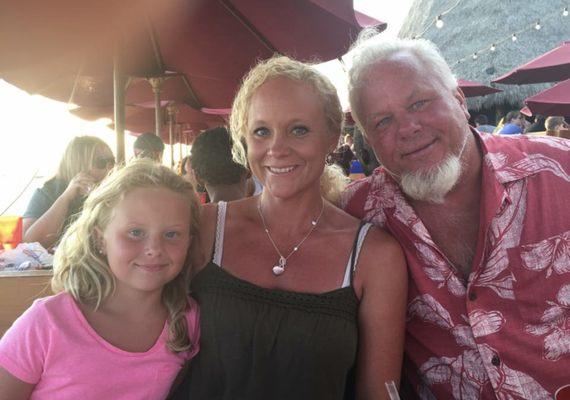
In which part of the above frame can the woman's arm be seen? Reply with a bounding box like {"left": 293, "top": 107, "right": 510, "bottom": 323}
{"left": 22, "top": 173, "right": 96, "bottom": 249}
{"left": 0, "top": 367, "right": 34, "bottom": 400}
{"left": 354, "top": 227, "right": 408, "bottom": 400}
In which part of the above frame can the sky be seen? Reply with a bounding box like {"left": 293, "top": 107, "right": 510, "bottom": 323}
{"left": 0, "top": 1, "right": 412, "bottom": 215}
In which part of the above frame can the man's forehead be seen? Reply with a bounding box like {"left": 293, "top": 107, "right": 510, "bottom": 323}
{"left": 368, "top": 52, "right": 424, "bottom": 78}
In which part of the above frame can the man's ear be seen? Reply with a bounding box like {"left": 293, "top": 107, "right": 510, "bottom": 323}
{"left": 454, "top": 87, "right": 470, "bottom": 120}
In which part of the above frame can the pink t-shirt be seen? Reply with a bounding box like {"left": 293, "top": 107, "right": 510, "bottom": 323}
{"left": 0, "top": 292, "right": 200, "bottom": 400}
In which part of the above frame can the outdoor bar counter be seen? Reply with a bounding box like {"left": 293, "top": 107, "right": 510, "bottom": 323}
{"left": 0, "top": 270, "right": 52, "bottom": 337}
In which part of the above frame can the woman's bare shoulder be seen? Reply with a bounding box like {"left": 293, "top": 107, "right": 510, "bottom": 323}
{"left": 354, "top": 225, "right": 407, "bottom": 289}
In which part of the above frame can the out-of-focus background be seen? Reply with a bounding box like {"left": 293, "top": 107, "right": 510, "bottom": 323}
{"left": 0, "top": 0, "right": 411, "bottom": 216}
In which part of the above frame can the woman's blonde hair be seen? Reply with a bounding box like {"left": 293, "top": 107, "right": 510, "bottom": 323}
{"left": 229, "top": 55, "right": 348, "bottom": 203}
{"left": 56, "top": 136, "right": 111, "bottom": 183}
{"left": 52, "top": 159, "right": 200, "bottom": 353}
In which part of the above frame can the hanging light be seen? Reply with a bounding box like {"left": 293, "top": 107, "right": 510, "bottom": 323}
{"left": 563, "top": 7, "right": 569, "bottom": 17}
{"left": 512, "top": 33, "right": 518, "bottom": 42}
{"left": 535, "top": 20, "right": 541, "bottom": 30}
{"left": 435, "top": 15, "right": 444, "bottom": 29}
{"left": 490, "top": 43, "right": 497, "bottom": 52}
{"left": 472, "top": 53, "right": 478, "bottom": 60}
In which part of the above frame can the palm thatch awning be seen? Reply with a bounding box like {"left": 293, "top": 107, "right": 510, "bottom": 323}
{"left": 398, "top": 0, "right": 570, "bottom": 111}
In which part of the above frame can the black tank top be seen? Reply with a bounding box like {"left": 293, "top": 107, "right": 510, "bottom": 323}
{"left": 170, "top": 202, "right": 371, "bottom": 400}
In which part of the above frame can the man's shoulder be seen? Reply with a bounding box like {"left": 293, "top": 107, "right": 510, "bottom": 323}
{"left": 484, "top": 133, "right": 569, "bottom": 154}
{"left": 341, "top": 172, "right": 385, "bottom": 218}
{"left": 481, "top": 133, "right": 570, "bottom": 182}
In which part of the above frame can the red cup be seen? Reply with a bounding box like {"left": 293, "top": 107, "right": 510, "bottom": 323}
{"left": 556, "top": 384, "right": 570, "bottom": 400}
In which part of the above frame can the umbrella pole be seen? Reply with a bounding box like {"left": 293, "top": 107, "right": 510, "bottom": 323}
{"left": 149, "top": 78, "right": 165, "bottom": 137}
{"left": 113, "top": 49, "right": 126, "bottom": 164}
{"left": 167, "top": 103, "right": 178, "bottom": 169}
{"left": 178, "top": 125, "right": 183, "bottom": 162}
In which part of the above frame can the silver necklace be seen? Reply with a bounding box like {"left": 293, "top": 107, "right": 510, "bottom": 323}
{"left": 257, "top": 200, "right": 325, "bottom": 276}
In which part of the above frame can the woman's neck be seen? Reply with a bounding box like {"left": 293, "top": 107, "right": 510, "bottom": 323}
{"left": 258, "top": 191, "right": 325, "bottom": 234}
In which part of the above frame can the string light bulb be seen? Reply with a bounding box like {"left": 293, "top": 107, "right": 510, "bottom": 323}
{"left": 490, "top": 44, "right": 496, "bottom": 52}
{"left": 535, "top": 21, "right": 541, "bottom": 30}
{"left": 435, "top": 15, "right": 444, "bottom": 29}
{"left": 512, "top": 33, "right": 518, "bottom": 42}
{"left": 563, "top": 7, "right": 569, "bottom": 17}
{"left": 472, "top": 53, "right": 478, "bottom": 60}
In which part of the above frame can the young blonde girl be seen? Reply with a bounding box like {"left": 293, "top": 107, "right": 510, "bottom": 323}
{"left": 0, "top": 159, "right": 201, "bottom": 400}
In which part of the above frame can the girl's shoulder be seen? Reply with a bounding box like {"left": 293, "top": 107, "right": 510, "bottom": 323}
{"left": 26, "top": 292, "right": 74, "bottom": 316}
{"left": 3, "top": 292, "right": 77, "bottom": 340}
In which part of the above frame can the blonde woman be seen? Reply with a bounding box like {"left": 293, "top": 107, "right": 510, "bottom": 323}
{"left": 22, "top": 136, "right": 115, "bottom": 249}
{"left": 0, "top": 160, "right": 201, "bottom": 399}
{"left": 172, "top": 56, "right": 407, "bottom": 400}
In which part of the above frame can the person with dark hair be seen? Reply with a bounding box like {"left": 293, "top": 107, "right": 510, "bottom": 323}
{"left": 525, "top": 115, "right": 546, "bottom": 133}
{"left": 498, "top": 111, "right": 524, "bottom": 135}
{"left": 133, "top": 132, "right": 165, "bottom": 162}
{"left": 473, "top": 114, "right": 495, "bottom": 133}
{"left": 190, "top": 127, "right": 251, "bottom": 203}
{"left": 22, "top": 136, "right": 114, "bottom": 249}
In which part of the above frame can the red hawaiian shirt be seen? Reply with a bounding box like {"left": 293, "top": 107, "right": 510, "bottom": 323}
{"left": 342, "top": 131, "right": 570, "bottom": 399}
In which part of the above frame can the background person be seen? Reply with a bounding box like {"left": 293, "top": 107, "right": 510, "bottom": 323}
{"left": 133, "top": 132, "right": 165, "bottom": 162}
{"left": 190, "top": 126, "right": 252, "bottom": 203}
{"left": 545, "top": 116, "right": 569, "bottom": 137}
{"left": 22, "top": 136, "right": 114, "bottom": 250}
{"left": 473, "top": 114, "right": 495, "bottom": 133}
{"left": 172, "top": 56, "right": 407, "bottom": 400}
{"left": 329, "top": 133, "right": 356, "bottom": 176}
{"left": 498, "top": 111, "right": 524, "bottom": 134}
{"left": 343, "top": 33, "right": 570, "bottom": 399}
{"left": 0, "top": 160, "right": 201, "bottom": 399}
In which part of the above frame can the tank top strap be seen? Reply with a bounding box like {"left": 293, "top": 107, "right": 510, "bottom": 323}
{"left": 212, "top": 201, "right": 228, "bottom": 266}
{"left": 341, "top": 222, "right": 373, "bottom": 288}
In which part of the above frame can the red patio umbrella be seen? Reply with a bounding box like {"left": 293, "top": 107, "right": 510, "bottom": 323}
{"left": 0, "top": 0, "right": 384, "bottom": 109}
{"left": 493, "top": 41, "right": 570, "bottom": 85}
{"left": 520, "top": 106, "right": 533, "bottom": 117}
{"left": 1, "top": 0, "right": 384, "bottom": 161}
{"left": 525, "top": 79, "right": 570, "bottom": 117}
{"left": 72, "top": 103, "right": 227, "bottom": 142}
{"left": 457, "top": 79, "right": 502, "bottom": 97}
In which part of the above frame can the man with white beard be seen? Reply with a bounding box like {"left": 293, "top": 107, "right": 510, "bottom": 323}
{"left": 341, "top": 33, "right": 570, "bottom": 400}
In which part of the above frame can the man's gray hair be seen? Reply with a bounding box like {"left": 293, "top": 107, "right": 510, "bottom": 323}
{"left": 348, "top": 29, "right": 457, "bottom": 126}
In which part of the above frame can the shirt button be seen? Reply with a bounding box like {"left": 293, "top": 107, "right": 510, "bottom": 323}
{"left": 468, "top": 292, "right": 477, "bottom": 301}
{"left": 491, "top": 355, "right": 501, "bottom": 366}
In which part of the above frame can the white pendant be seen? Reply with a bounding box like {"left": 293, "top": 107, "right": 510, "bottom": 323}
{"left": 272, "top": 256, "right": 286, "bottom": 276}
{"left": 272, "top": 265, "right": 285, "bottom": 275}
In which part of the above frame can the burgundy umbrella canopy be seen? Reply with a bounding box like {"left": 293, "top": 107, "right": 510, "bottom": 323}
{"left": 457, "top": 79, "right": 502, "bottom": 97}
{"left": 493, "top": 41, "right": 570, "bottom": 85}
{"left": 72, "top": 103, "right": 227, "bottom": 143}
{"left": 520, "top": 106, "right": 533, "bottom": 117}
{"left": 0, "top": 0, "right": 384, "bottom": 109}
{"left": 525, "top": 79, "right": 570, "bottom": 117}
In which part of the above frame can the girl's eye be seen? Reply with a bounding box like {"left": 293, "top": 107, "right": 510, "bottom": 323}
{"left": 291, "top": 126, "right": 308, "bottom": 137}
{"left": 410, "top": 100, "right": 428, "bottom": 112}
{"left": 164, "top": 231, "right": 180, "bottom": 239}
{"left": 128, "top": 228, "right": 145, "bottom": 238}
{"left": 252, "top": 127, "right": 270, "bottom": 137}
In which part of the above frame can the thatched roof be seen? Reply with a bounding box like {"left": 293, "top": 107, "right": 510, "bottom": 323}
{"left": 399, "top": 0, "right": 570, "bottom": 111}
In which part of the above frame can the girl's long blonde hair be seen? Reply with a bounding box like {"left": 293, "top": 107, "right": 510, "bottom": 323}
{"left": 52, "top": 159, "right": 200, "bottom": 353}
